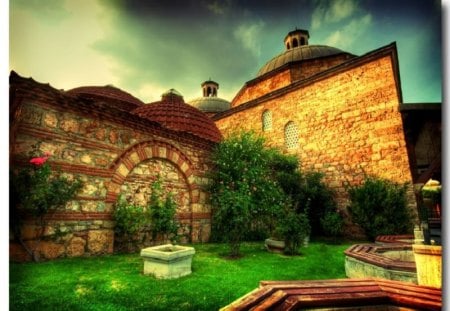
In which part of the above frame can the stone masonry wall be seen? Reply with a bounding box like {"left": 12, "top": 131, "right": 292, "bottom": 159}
{"left": 231, "top": 70, "right": 291, "bottom": 108}
{"left": 11, "top": 92, "right": 213, "bottom": 261}
{"left": 232, "top": 55, "right": 352, "bottom": 108}
{"left": 216, "top": 53, "right": 416, "bottom": 236}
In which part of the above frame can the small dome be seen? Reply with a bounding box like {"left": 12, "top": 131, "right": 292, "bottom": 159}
{"left": 188, "top": 80, "right": 231, "bottom": 114}
{"left": 66, "top": 85, "right": 144, "bottom": 110}
{"left": 257, "top": 45, "right": 351, "bottom": 77}
{"left": 132, "top": 90, "right": 222, "bottom": 143}
{"left": 188, "top": 97, "right": 230, "bottom": 113}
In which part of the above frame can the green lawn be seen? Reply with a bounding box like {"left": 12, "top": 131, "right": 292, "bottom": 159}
{"left": 10, "top": 240, "right": 355, "bottom": 311}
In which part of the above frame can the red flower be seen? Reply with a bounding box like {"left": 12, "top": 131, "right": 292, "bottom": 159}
{"left": 29, "top": 155, "right": 50, "bottom": 166}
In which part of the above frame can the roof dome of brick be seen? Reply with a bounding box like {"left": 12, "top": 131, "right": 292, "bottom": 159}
{"left": 257, "top": 45, "right": 351, "bottom": 77}
{"left": 66, "top": 85, "right": 145, "bottom": 110}
{"left": 132, "top": 89, "right": 222, "bottom": 143}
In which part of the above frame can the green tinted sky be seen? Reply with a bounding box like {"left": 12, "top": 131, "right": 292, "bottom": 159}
{"left": 9, "top": 0, "right": 442, "bottom": 103}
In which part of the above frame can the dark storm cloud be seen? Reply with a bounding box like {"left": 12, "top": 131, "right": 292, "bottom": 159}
{"left": 92, "top": 0, "right": 312, "bottom": 100}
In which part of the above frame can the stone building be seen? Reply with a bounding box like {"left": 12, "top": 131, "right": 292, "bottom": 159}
{"left": 213, "top": 29, "right": 441, "bottom": 233}
{"left": 10, "top": 72, "right": 221, "bottom": 261}
{"left": 9, "top": 29, "right": 441, "bottom": 260}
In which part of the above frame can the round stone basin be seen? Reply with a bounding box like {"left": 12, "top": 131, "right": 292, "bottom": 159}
{"left": 140, "top": 244, "right": 195, "bottom": 279}
{"left": 345, "top": 243, "right": 417, "bottom": 284}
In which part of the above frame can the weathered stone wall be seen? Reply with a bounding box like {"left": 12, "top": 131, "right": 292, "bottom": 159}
{"left": 10, "top": 82, "right": 214, "bottom": 261}
{"left": 216, "top": 52, "right": 416, "bottom": 236}
{"left": 231, "top": 55, "right": 352, "bottom": 108}
{"left": 231, "top": 70, "right": 291, "bottom": 108}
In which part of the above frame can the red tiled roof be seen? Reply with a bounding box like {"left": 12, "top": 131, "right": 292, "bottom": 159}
{"left": 132, "top": 90, "right": 222, "bottom": 143}
{"left": 66, "top": 85, "right": 145, "bottom": 110}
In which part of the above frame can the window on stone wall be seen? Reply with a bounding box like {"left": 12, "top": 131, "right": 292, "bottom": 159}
{"left": 284, "top": 121, "right": 298, "bottom": 149}
{"left": 262, "top": 110, "right": 272, "bottom": 131}
{"left": 293, "top": 38, "right": 298, "bottom": 48}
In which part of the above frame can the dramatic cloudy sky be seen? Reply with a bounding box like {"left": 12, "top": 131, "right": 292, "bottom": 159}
{"left": 9, "top": 0, "right": 442, "bottom": 103}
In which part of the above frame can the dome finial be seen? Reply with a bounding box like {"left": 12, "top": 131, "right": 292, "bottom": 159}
{"left": 284, "top": 29, "right": 310, "bottom": 50}
{"left": 201, "top": 80, "right": 219, "bottom": 97}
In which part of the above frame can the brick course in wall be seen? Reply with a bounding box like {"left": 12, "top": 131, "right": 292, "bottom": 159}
{"left": 215, "top": 43, "right": 417, "bottom": 236}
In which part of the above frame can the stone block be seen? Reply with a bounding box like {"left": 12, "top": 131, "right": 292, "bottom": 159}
{"left": 67, "top": 236, "right": 86, "bottom": 257}
{"left": 141, "top": 244, "right": 195, "bottom": 279}
{"left": 87, "top": 229, "right": 114, "bottom": 255}
{"left": 37, "top": 241, "right": 65, "bottom": 260}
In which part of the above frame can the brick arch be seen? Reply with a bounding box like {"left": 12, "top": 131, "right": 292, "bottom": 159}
{"left": 105, "top": 140, "right": 197, "bottom": 204}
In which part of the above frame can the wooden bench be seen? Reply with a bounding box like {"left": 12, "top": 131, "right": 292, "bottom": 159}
{"left": 220, "top": 278, "right": 441, "bottom": 310}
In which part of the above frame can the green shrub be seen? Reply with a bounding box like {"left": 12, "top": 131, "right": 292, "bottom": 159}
{"left": 148, "top": 179, "right": 179, "bottom": 243}
{"left": 113, "top": 178, "right": 179, "bottom": 252}
{"left": 302, "top": 172, "right": 337, "bottom": 236}
{"left": 10, "top": 151, "right": 83, "bottom": 261}
{"left": 268, "top": 153, "right": 336, "bottom": 237}
{"left": 208, "top": 131, "right": 286, "bottom": 257}
{"left": 320, "top": 210, "right": 344, "bottom": 242}
{"left": 113, "top": 194, "right": 148, "bottom": 237}
{"left": 347, "top": 176, "right": 412, "bottom": 241}
{"left": 277, "top": 208, "right": 310, "bottom": 255}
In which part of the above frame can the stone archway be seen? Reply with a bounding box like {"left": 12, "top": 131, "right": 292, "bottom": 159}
{"left": 106, "top": 140, "right": 196, "bottom": 204}
{"left": 105, "top": 140, "right": 199, "bottom": 243}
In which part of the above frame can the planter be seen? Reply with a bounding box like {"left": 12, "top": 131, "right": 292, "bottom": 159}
{"left": 264, "top": 238, "right": 285, "bottom": 253}
{"left": 140, "top": 244, "right": 195, "bottom": 279}
{"left": 412, "top": 244, "right": 442, "bottom": 288}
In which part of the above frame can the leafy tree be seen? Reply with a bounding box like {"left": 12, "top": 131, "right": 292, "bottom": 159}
{"left": 347, "top": 176, "right": 412, "bottom": 241}
{"left": 208, "top": 131, "right": 286, "bottom": 257}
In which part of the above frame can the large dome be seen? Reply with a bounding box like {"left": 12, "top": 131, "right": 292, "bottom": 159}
{"left": 66, "top": 85, "right": 144, "bottom": 110}
{"left": 257, "top": 45, "right": 351, "bottom": 77}
{"left": 132, "top": 89, "right": 222, "bottom": 143}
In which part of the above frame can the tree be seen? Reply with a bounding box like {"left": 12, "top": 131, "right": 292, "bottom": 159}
{"left": 208, "top": 131, "right": 286, "bottom": 257}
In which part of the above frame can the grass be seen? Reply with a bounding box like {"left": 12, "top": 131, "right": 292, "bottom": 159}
{"left": 10, "top": 240, "right": 356, "bottom": 311}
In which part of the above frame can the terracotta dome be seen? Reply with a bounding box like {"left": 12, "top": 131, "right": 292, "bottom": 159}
{"left": 66, "top": 85, "right": 145, "bottom": 110}
{"left": 132, "top": 89, "right": 222, "bottom": 143}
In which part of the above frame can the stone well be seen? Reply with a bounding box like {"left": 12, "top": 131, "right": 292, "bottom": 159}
{"left": 344, "top": 243, "right": 417, "bottom": 284}
{"left": 140, "top": 244, "right": 195, "bottom": 279}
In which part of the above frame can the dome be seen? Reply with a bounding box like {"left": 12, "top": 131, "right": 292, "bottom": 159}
{"left": 257, "top": 45, "right": 351, "bottom": 77}
{"left": 187, "top": 80, "right": 231, "bottom": 114}
{"left": 132, "top": 89, "right": 222, "bottom": 143}
{"left": 188, "top": 97, "right": 230, "bottom": 113}
{"left": 66, "top": 85, "right": 145, "bottom": 110}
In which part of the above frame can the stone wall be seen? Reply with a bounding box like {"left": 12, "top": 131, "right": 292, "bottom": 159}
{"left": 231, "top": 54, "right": 352, "bottom": 108}
{"left": 10, "top": 77, "right": 214, "bottom": 261}
{"left": 215, "top": 49, "right": 417, "bottom": 236}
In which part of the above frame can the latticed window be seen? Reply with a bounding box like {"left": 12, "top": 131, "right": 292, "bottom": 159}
{"left": 262, "top": 110, "right": 272, "bottom": 131}
{"left": 284, "top": 121, "right": 298, "bottom": 149}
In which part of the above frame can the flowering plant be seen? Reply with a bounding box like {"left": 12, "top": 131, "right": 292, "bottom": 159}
{"left": 10, "top": 150, "right": 83, "bottom": 260}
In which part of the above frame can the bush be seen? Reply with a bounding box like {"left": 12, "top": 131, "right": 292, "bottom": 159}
{"left": 268, "top": 153, "right": 336, "bottom": 237}
{"left": 148, "top": 179, "right": 179, "bottom": 243}
{"left": 113, "top": 195, "right": 148, "bottom": 237}
{"left": 302, "top": 172, "right": 337, "bottom": 237}
{"left": 320, "top": 210, "right": 344, "bottom": 242}
{"left": 10, "top": 151, "right": 83, "bottom": 261}
{"left": 113, "top": 178, "right": 179, "bottom": 252}
{"left": 347, "top": 176, "right": 412, "bottom": 241}
{"left": 208, "top": 131, "right": 286, "bottom": 257}
{"left": 277, "top": 208, "right": 310, "bottom": 255}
